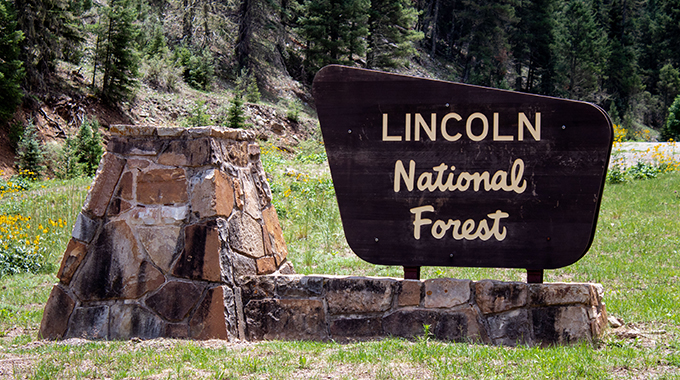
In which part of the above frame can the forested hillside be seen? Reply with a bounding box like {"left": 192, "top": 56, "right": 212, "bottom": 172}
{"left": 2, "top": 0, "right": 680, "bottom": 168}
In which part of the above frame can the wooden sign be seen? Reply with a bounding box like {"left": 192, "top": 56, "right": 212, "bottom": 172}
{"left": 313, "top": 65, "right": 613, "bottom": 270}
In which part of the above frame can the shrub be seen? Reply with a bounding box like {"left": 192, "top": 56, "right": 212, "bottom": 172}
{"left": 176, "top": 47, "right": 214, "bottom": 90}
{"left": 181, "top": 100, "right": 212, "bottom": 128}
{"left": 236, "top": 69, "right": 261, "bottom": 103}
{"left": 144, "top": 54, "right": 181, "bottom": 92}
{"left": 287, "top": 99, "right": 302, "bottom": 123}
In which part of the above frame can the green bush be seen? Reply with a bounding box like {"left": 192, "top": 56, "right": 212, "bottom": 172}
{"left": 181, "top": 100, "right": 212, "bottom": 128}
{"left": 287, "top": 99, "right": 303, "bottom": 122}
{"left": 176, "top": 47, "right": 214, "bottom": 90}
{"left": 235, "top": 69, "right": 260, "bottom": 103}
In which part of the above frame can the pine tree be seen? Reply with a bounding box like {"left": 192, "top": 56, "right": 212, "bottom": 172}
{"left": 12, "top": 0, "right": 83, "bottom": 92}
{"left": 658, "top": 63, "right": 680, "bottom": 122}
{"left": 511, "top": 0, "right": 556, "bottom": 95}
{"left": 662, "top": 93, "right": 680, "bottom": 141}
{"left": 15, "top": 122, "right": 45, "bottom": 179}
{"left": 76, "top": 118, "right": 104, "bottom": 177}
{"left": 604, "top": 0, "right": 641, "bottom": 114}
{"left": 0, "top": 0, "right": 24, "bottom": 122}
{"left": 554, "top": 0, "right": 609, "bottom": 101}
{"left": 366, "top": 0, "right": 423, "bottom": 69}
{"left": 297, "top": 0, "right": 370, "bottom": 79}
{"left": 95, "top": 0, "right": 140, "bottom": 103}
{"left": 226, "top": 95, "right": 249, "bottom": 129}
{"left": 458, "top": 0, "right": 516, "bottom": 87}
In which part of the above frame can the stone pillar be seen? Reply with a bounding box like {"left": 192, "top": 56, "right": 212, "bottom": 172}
{"left": 40, "top": 126, "right": 293, "bottom": 340}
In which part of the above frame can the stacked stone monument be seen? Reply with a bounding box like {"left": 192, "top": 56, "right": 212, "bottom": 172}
{"left": 40, "top": 126, "right": 292, "bottom": 340}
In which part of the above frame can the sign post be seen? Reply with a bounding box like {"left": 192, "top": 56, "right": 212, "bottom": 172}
{"left": 313, "top": 65, "right": 613, "bottom": 281}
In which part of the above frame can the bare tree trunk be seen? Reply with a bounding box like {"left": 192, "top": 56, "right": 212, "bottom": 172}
{"left": 183, "top": 0, "right": 194, "bottom": 44}
{"left": 235, "top": 0, "right": 253, "bottom": 70}
{"left": 430, "top": 0, "right": 440, "bottom": 58}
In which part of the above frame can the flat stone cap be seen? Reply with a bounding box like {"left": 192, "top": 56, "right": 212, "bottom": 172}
{"left": 110, "top": 125, "right": 257, "bottom": 141}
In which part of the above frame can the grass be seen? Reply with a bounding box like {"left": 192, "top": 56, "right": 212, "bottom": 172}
{"left": 0, "top": 142, "right": 679, "bottom": 378}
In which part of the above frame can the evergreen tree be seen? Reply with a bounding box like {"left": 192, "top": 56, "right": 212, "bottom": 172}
{"left": 76, "top": 118, "right": 104, "bottom": 177}
{"left": 554, "top": 0, "right": 609, "bottom": 101}
{"left": 0, "top": 0, "right": 24, "bottom": 122}
{"left": 12, "top": 0, "right": 83, "bottom": 92}
{"left": 662, "top": 93, "right": 680, "bottom": 141}
{"left": 458, "top": 0, "right": 516, "bottom": 87}
{"left": 297, "top": 0, "right": 369, "bottom": 79}
{"left": 226, "top": 95, "right": 249, "bottom": 129}
{"left": 511, "top": 0, "right": 556, "bottom": 95}
{"left": 658, "top": 63, "right": 680, "bottom": 122}
{"left": 604, "top": 0, "right": 641, "bottom": 114}
{"left": 15, "top": 122, "right": 45, "bottom": 179}
{"left": 366, "top": 0, "right": 423, "bottom": 69}
{"left": 95, "top": 0, "right": 140, "bottom": 103}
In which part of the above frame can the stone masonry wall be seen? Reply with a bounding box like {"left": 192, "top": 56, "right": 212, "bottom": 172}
{"left": 39, "top": 125, "right": 607, "bottom": 346}
{"left": 241, "top": 275, "right": 607, "bottom": 346}
{"left": 40, "top": 126, "right": 293, "bottom": 341}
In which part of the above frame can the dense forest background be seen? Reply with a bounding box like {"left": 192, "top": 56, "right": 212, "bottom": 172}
{"left": 2, "top": 0, "right": 680, "bottom": 143}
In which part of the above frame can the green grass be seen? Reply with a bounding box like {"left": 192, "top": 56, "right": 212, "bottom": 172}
{"left": 0, "top": 145, "right": 679, "bottom": 379}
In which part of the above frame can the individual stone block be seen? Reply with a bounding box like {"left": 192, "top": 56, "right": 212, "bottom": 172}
{"left": 532, "top": 306, "right": 592, "bottom": 346}
{"left": 486, "top": 309, "right": 533, "bottom": 346}
{"left": 398, "top": 280, "right": 422, "bottom": 307}
{"left": 382, "top": 307, "right": 487, "bottom": 342}
{"left": 82, "top": 153, "right": 126, "bottom": 217}
{"left": 330, "top": 317, "right": 383, "bottom": 338}
{"left": 71, "top": 220, "right": 165, "bottom": 301}
{"left": 244, "top": 298, "right": 328, "bottom": 341}
{"left": 39, "top": 285, "right": 76, "bottom": 340}
{"left": 71, "top": 212, "right": 100, "bottom": 243}
{"left": 241, "top": 170, "right": 263, "bottom": 220}
{"left": 137, "top": 168, "right": 188, "bottom": 205}
{"left": 325, "top": 277, "right": 394, "bottom": 315}
{"left": 422, "top": 278, "right": 470, "bottom": 308}
{"left": 276, "top": 275, "right": 324, "bottom": 298}
{"left": 231, "top": 252, "right": 258, "bottom": 281}
{"left": 262, "top": 206, "right": 288, "bottom": 265}
{"left": 136, "top": 226, "right": 181, "bottom": 273}
{"left": 529, "top": 283, "right": 593, "bottom": 307}
{"left": 158, "top": 138, "right": 211, "bottom": 167}
{"left": 109, "top": 303, "right": 164, "bottom": 340}
{"left": 156, "top": 126, "right": 185, "bottom": 137}
{"left": 475, "top": 280, "right": 528, "bottom": 314}
{"left": 191, "top": 169, "right": 234, "bottom": 219}
{"left": 107, "top": 197, "right": 134, "bottom": 216}
{"left": 117, "top": 171, "right": 134, "bottom": 200}
{"left": 57, "top": 239, "right": 89, "bottom": 284}
{"left": 228, "top": 211, "right": 264, "bottom": 258}
{"left": 173, "top": 221, "right": 222, "bottom": 282}
{"left": 189, "top": 286, "right": 230, "bottom": 340}
{"left": 256, "top": 256, "right": 277, "bottom": 275}
{"left": 65, "top": 305, "right": 109, "bottom": 340}
{"left": 240, "top": 275, "right": 276, "bottom": 300}
{"left": 146, "top": 281, "right": 203, "bottom": 322}
{"left": 250, "top": 162, "right": 272, "bottom": 208}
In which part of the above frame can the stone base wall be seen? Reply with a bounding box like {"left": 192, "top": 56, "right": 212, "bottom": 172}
{"left": 39, "top": 125, "right": 607, "bottom": 346}
{"left": 241, "top": 275, "right": 607, "bottom": 346}
{"left": 40, "top": 126, "right": 293, "bottom": 341}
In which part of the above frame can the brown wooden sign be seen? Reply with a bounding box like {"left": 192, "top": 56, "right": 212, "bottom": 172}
{"left": 313, "top": 65, "right": 613, "bottom": 270}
